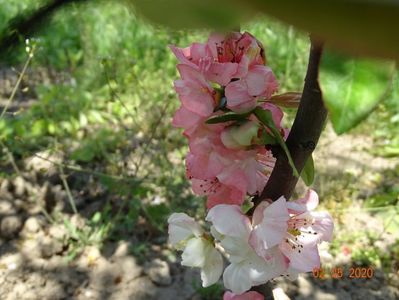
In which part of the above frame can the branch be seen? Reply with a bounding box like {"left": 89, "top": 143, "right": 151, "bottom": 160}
{"left": 255, "top": 37, "right": 327, "bottom": 206}
{"left": 249, "top": 37, "right": 327, "bottom": 298}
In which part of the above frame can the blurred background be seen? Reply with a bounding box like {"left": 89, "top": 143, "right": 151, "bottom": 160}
{"left": 0, "top": 1, "right": 398, "bottom": 299}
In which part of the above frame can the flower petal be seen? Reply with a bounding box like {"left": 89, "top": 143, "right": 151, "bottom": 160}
{"left": 280, "top": 241, "right": 320, "bottom": 272}
{"left": 250, "top": 197, "right": 289, "bottom": 251}
{"left": 287, "top": 189, "right": 319, "bottom": 213}
{"left": 223, "top": 262, "right": 254, "bottom": 294}
{"left": 206, "top": 205, "right": 251, "bottom": 239}
{"left": 201, "top": 245, "right": 224, "bottom": 287}
{"left": 223, "top": 291, "right": 264, "bottom": 300}
{"left": 206, "top": 62, "right": 238, "bottom": 86}
{"left": 168, "top": 213, "right": 203, "bottom": 248}
{"left": 181, "top": 238, "right": 207, "bottom": 267}
{"left": 311, "top": 211, "right": 334, "bottom": 242}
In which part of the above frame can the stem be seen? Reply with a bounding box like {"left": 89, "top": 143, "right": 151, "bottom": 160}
{"left": 249, "top": 37, "right": 327, "bottom": 298}
{"left": 255, "top": 37, "right": 327, "bottom": 206}
{"left": 0, "top": 48, "right": 34, "bottom": 119}
{"left": 59, "top": 166, "right": 78, "bottom": 215}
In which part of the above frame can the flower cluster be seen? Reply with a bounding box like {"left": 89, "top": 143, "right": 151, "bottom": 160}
{"left": 169, "top": 31, "right": 334, "bottom": 299}
{"left": 171, "top": 32, "right": 283, "bottom": 208}
{"left": 168, "top": 190, "right": 333, "bottom": 296}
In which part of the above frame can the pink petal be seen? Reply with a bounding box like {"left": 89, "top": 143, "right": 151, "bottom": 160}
{"left": 311, "top": 211, "right": 334, "bottom": 242}
{"left": 172, "top": 106, "right": 203, "bottom": 131}
{"left": 260, "top": 103, "right": 284, "bottom": 129}
{"left": 206, "top": 185, "right": 246, "bottom": 209}
{"left": 223, "top": 291, "right": 264, "bottom": 300}
{"left": 225, "top": 80, "right": 251, "bottom": 107}
{"left": 177, "top": 64, "right": 209, "bottom": 87}
{"left": 169, "top": 45, "right": 198, "bottom": 69}
{"left": 169, "top": 43, "right": 208, "bottom": 67}
{"left": 174, "top": 81, "right": 214, "bottom": 117}
{"left": 279, "top": 241, "right": 320, "bottom": 272}
{"left": 205, "top": 62, "right": 238, "bottom": 86}
{"left": 246, "top": 66, "right": 278, "bottom": 97}
{"left": 287, "top": 190, "right": 319, "bottom": 214}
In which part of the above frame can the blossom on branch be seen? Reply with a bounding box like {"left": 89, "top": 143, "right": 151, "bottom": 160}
{"left": 169, "top": 31, "right": 334, "bottom": 298}
{"left": 171, "top": 32, "right": 283, "bottom": 209}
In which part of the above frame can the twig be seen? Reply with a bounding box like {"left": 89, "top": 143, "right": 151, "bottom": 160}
{"left": 59, "top": 165, "right": 78, "bottom": 214}
{"left": 33, "top": 153, "right": 139, "bottom": 183}
{"left": 134, "top": 100, "right": 170, "bottom": 176}
{"left": 103, "top": 63, "right": 142, "bottom": 131}
{"left": 0, "top": 141, "right": 21, "bottom": 175}
{"left": 0, "top": 47, "right": 34, "bottom": 119}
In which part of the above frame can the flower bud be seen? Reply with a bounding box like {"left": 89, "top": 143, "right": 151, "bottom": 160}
{"left": 221, "top": 121, "right": 260, "bottom": 149}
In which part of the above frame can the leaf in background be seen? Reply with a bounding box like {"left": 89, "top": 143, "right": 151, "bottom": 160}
{"left": 128, "top": 0, "right": 399, "bottom": 60}
{"left": 301, "top": 155, "right": 315, "bottom": 186}
{"left": 254, "top": 107, "right": 299, "bottom": 177}
{"left": 127, "top": 0, "right": 249, "bottom": 30}
{"left": 242, "top": 0, "right": 399, "bottom": 61}
{"left": 320, "top": 51, "right": 395, "bottom": 134}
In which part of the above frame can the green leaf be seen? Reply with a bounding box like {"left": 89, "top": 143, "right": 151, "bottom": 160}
{"left": 301, "top": 155, "right": 315, "bottom": 186}
{"left": 205, "top": 111, "right": 251, "bottom": 124}
{"left": 243, "top": 0, "right": 399, "bottom": 61}
{"left": 320, "top": 51, "right": 395, "bottom": 134}
{"left": 127, "top": 0, "right": 248, "bottom": 30}
{"left": 129, "top": 0, "right": 399, "bottom": 60}
{"left": 256, "top": 128, "right": 277, "bottom": 145}
{"left": 254, "top": 107, "right": 299, "bottom": 177}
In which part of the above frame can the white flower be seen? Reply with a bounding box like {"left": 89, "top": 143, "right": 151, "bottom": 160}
{"left": 206, "top": 205, "right": 287, "bottom": 294}
{"left": 168, "top": 212, "right": 223, "bottom": 287}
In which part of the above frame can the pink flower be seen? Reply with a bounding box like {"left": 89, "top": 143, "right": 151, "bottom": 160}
{"left": 207, "top": 32, "right": 265, "bottom": 78}
{"left": 250, "top": 191, "right": 334, "bottom": 274}
{"left": 170, "top": 39, "right": 237, "bottom": 86}
{"left": 225, "top": 65, "right": 278, "bottom": 112}
{"left": 223, "top": 291, "right": 264, "bottom": 300}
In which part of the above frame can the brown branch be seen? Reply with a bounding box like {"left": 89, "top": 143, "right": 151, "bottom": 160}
{"left": 249, "top": 37, "right": 327, "bottom": 298}
{"left": 255, "top": 37, "right": 326, "bottom": 206}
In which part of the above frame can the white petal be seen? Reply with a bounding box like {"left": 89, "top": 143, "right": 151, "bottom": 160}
{"left": 168, "top": 213, "right": 203, "bottom": 248}
{"left": 223, "top": 263, "right": 253, "bottom": 294}
{"left": 206, "top": 205, "right": 251, "bottom": 239}
{"left": 201, "top": 246, "right": 224, "bottom": 287}
{"left": 220, "top": 237, "right": 251, "bottom": 263}
{"left": 210, "top": 225, "right": 224, "bottom": 241}
{"left": 181, "top": 238, "right": 207, "bottom": 267}
{"left": 223, "top": 247, "right": 287, "bottom": 294}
